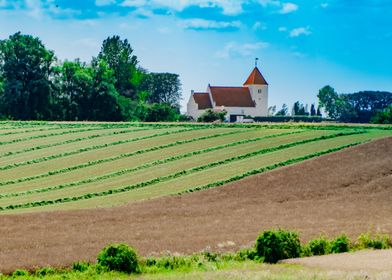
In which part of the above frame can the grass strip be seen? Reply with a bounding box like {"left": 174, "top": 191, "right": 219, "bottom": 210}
{"left": 0, "top": 126, "right": 75, "bottom": 137}
{"left": 0, "top": 131, "right": 363, "bottom": 211}
{"left": 0, "top": 127, "right": 201, "bottom": 171}
{"left": 178, "top": 142, "right": 363, "bottom": 194}
{"left": 0, "top": 129, "right": 247, "bottom": 187}
{"left": 0, "top": 130, "right": 303, "bottom": 199}
{"left": 0, "top": 127, "right": 157, "bottom": 158}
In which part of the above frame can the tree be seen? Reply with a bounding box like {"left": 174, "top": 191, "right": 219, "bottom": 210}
{"left": 97, "top": 36, "right": 139, "bottom": 99}
{"left": 371, "top": 105, "right": 392, "bottom": 124}
{"left": 197, "top": 109, "right": 227, "bottom": 122}
{"left": 140, "top": 103, "right": 179, "bottom": 122}
{"left": 275, "top": 104, "right": 288, "bottom": 116}
{"left": 268, "top": 105, "right": 276, "bottom": 116}
{"left": 310, "top": 104, "right": 316, "bottom": 116}
{"left": 292, "top": 101, "right": 307, "bottom": 116}
{"left": 140, "top": 72, "right": 182, "bottom": 108}
{"left": 316, "top": 106, "right": 322, "bottom": 116}
{"left": 0, "top": 32, "right": 56, "bottom": 120}
{"left": 317, "top": 85, "right": 340, "bottom": 119}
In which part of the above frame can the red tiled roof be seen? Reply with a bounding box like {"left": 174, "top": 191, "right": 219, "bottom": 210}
{"left": 210, "top": 86, "right": 255, "bottom": 107}
{"left": 193, "top": 92, "right": 212, "bottom": 109}
{"left": 243, "top": 67, "right": 268, "bottom": 85}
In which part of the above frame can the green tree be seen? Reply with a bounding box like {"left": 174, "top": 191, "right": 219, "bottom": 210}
{"left": 141, "top": 72, "right": 182, "bottom": 108}
{"left": 98, "top": 35, "right": 139, "bottom": 99}
{"left": 310, "top": 103, "right": 316, "bottom": 116}
{"left": 317, "top": 85, "right": 340, "bottom": 119}
{"left": 0, "top": 32, "right": 56, "bottom": 120}
{"left": 292, "top": 101, "right": 307, "bottom": 116}
{"left": 197, "top": 109, "right": 227, "bottom": 122}
{"left": 275, "top": 104, "right": 288, "bottom": 116}
{"left": 371, "top": 105, "right": 392, "bottom": 124}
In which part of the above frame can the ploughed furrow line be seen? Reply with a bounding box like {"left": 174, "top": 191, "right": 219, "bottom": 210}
{"left": 0, "top": 128, "right": 251, "bottom": 189}
{"left": 0, "top": 130, "right": 303, "bottom": 199}
{"left": 0, "top": 130, "right": 362, "bottom": 211}
{"left": 0, "top": 126, "right": 160, "bottom": 161}
{"left": 0, "top": 127, "right": 199, "bottom": 171}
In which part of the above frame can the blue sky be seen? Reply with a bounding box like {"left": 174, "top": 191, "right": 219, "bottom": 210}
{"left": 1, "top": 0, "right": 391, "bottom": 112}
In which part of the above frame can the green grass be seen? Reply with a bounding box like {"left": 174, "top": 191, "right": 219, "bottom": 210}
{"left": 0, "top": 121, "right": 390, "bottom": 213}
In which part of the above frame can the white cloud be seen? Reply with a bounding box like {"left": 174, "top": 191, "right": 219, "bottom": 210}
{"left": 253, "top": 21, "right": 267, "bottom": 31}
{"left": 182, "top": 19, "right": 241, "bottom": 30}
{"left": 279, "top": 2, "right": 298, "bottom": 14}
{"left": 216, "top": 41, "right": 269, "bottom": 58}
{"left": 278, "top": 26, "right": 287, "bottom": 32}
{"left": 320, "top": 3, "right": 329, "bottom": 8}
{"left": 95, "top": 0, "right": 116, "bottom": 6}
{"left": 121, "top": 0, "right": 244, "bottom": 15}
{"left": 290, "top": 26, "right": 311, "bottom": 37}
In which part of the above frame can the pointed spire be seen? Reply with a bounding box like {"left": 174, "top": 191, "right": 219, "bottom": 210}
{"left": 243, "top": 66, "right": 268, "bottom": 85}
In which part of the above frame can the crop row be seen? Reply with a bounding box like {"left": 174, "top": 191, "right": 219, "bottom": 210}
{"left": 0, "top": 127, "right": 202, "bottom": 171}
{"left": 179, "top": 142, "right": 362, "bottom": 194}
{"left": 0, "top": 128, "right": 246, "bottom": 187}
{"left": 0, "top": 127, "right": 114, "bottom": 146}
{"left": 0, "top": 126, "right": 80, "bottom": 137}
{"left": 0, "top": 130, "right": 303, "bottom": 199}
{"left": 0, "top": 127, "right": 161, "bottom": 158}
{"left": 0, "top": 131, "right": 363, "bottom": 211}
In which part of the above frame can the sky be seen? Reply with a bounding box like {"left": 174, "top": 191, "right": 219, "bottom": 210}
{"left": 1, "top": 0, "right": 392, "bottom": 112}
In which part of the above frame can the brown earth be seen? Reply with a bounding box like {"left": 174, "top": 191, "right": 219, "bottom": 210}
{"left": 0, "top": 137, "right": 392, "bottom": 273}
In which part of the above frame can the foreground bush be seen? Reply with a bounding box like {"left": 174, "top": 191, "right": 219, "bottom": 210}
{"left": 330, "top": 234, "right": 350, "bottom": 253}
{"left": 357, "top": 233, "right": 391, "bottom": 249}
{"left": 255, "top": 229, "right": 301, "bottom": 263}
{"left": 97, "top": 243, "right": 139, "bottom": 273}
{"left": 308, "top": 236, "right": 330, "bottom": 256}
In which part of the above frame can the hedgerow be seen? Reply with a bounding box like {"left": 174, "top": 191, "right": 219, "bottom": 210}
{"left": 0, "top": 131, "right": 363, "bottom": 211}
{"left": 0, "top": 130, "right": 303, "bottom": 199}
{"left": 0, "top": 127, "right": 203, "bottom": 171}
{"left": 0, "top": 128, "right": 246, "bottom": 188}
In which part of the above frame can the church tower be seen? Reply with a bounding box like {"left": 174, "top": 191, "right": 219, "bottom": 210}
{"left": 243, "top": 65, "right": 269, "bottom": 116}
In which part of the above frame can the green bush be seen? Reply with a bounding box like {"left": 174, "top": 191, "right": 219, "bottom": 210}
{"left": 330, "top": 234, "right": 350, "bottom": 253}
{"left": 308, "top": 236, "right": 330, "bottom": 256}
{"left": 357, "top": 233, "right": 391, "bottom": 250}
{"left": 255, "top": 229, "right": 301, "bottom": 263}
{"left": 197, "top": 109, "right": 227, "bottom": 122}
{"left": 72, "top": 261, "right": 90, "bottom": 272}
{"left": 35, "top": 267, "right": 55, "bottom": 276}
{"left": 12, "top": 269, "right": 29, "bottom": 277}
{"left": 97, "top": 243, "right": 139, "bottom": 273}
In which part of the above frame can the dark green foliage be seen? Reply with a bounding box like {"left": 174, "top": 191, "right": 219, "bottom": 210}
{"left": 141, "top": 103, "right": 179, "bottom": 122}
{"left": 253, "top": 116, "right": 323, "bottom": 123}
{"left": 330, "top": 234, "right": 350, "bottom": 253}
{"left": 0, "top": 32, "right": 55, "bottom": 120}
{"left": 275, "top": 104, "right": 288, "bottom": 116}
{"left": 235, "top": 248, "right": 258, "bottom": 261}
{"left": 292, "top": 101, "right": 308, "bottom": 116}
{"left": 255, "top": 229, "right": 301, "bottom": 263}
{"left": 72, "top": 261, "right": 90, "bottom": 272}
{"left": 36, "top": 267, "right": 55, "bottom": 276}
{"left": 310, "top": 104, "right": 316, "bottom": 116}
{"left": 12, "top": 269, "right": 29, "bottom": 277}
{"left": 318, "top": 85, "right": 392, "bottom": 123}
{"left": 308, "top": 236, "right": 330, "bottom": 255}
{"left": 371, "top": 105, "right": 392, "bottom": 124}
{"left": 97, "top": 243, "right": 139, "bottom": 273}
{"left": 197, "top": 109, "right": 227, "bottom": 122}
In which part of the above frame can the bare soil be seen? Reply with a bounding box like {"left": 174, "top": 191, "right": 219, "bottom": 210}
{"left": 0, "top": 137, "right": 391, "bottom": 273}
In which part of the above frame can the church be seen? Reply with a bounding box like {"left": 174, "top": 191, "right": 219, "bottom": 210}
{"left": 186, "top": 65, "right": 269, "bottom": 122}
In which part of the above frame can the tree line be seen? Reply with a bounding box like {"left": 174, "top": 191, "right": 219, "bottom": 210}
{"left": 0, "top": 32, "right": 183, "bottom": 121}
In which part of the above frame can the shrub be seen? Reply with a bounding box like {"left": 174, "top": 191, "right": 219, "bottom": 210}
{"left": 357, "top": 233, "right": 391, "bottom": 250}
{"left": 97, "top": 243, "right": 139, "bottom": 273}
{"left": 330, "top": 234, "right": 350, "bottom": 253}
{"left": 72, "top": 261, "right": 90, "bottom": 272}
{"left": 35, "top": 267, "right": 55, "bottom": 276}
{"left": 197, "top": 109, "right": 227, "bottom": 123}
{"left": 12, "top": 269, "right": 29, "bottom": 277}
{"left": 235, "top": 248, "right": 258, "bottom": 261}
{"left": 308, "top": 236, "right": 330, "bottom": 256}
{"left": 255, "top": 229, "right": 301, "bottom": 263}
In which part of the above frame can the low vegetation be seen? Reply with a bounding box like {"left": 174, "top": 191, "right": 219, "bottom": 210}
{"left": 2, "top": 229, "right": 391, "bottom": 279}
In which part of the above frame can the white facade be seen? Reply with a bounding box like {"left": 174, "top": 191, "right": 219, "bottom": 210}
{"left": 187, "top": 67, "right": 269, "bottom": 122}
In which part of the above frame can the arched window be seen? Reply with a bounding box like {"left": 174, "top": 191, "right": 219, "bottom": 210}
{"left": 258, "top": 89, "right": 262, "bottom": 93}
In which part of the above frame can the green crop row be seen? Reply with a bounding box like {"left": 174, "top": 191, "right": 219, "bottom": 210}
{"left": 0, "top": 127, "right": 112, "bottom": 146}
{"left": 0, "top": 131, "right": 362, "bottom": 211}
{"left": 0, "top": 127, "right": 201, "bottom": 171}
{"left": 179, "top": 142, "right": 362, "bottom": 194}
{"left": 0, "top": 127, "right": 159, "bottom": 158}
{"left": 0, "top": 130, "right": 303, "bottom": 199}
{"left": 0, "top": 126, "right": 77, "bottom": 137}
{"left": 0, "top": 129, "right": 246, "bottom": 187}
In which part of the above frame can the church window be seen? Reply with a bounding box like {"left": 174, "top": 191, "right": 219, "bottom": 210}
{"left": 258, "top": 89, "right": 262, "bottom": 93}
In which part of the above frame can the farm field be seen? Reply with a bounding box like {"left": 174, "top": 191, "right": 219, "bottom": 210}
{"left": 0, "top": 121, "right": 390, "bottom": 214}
